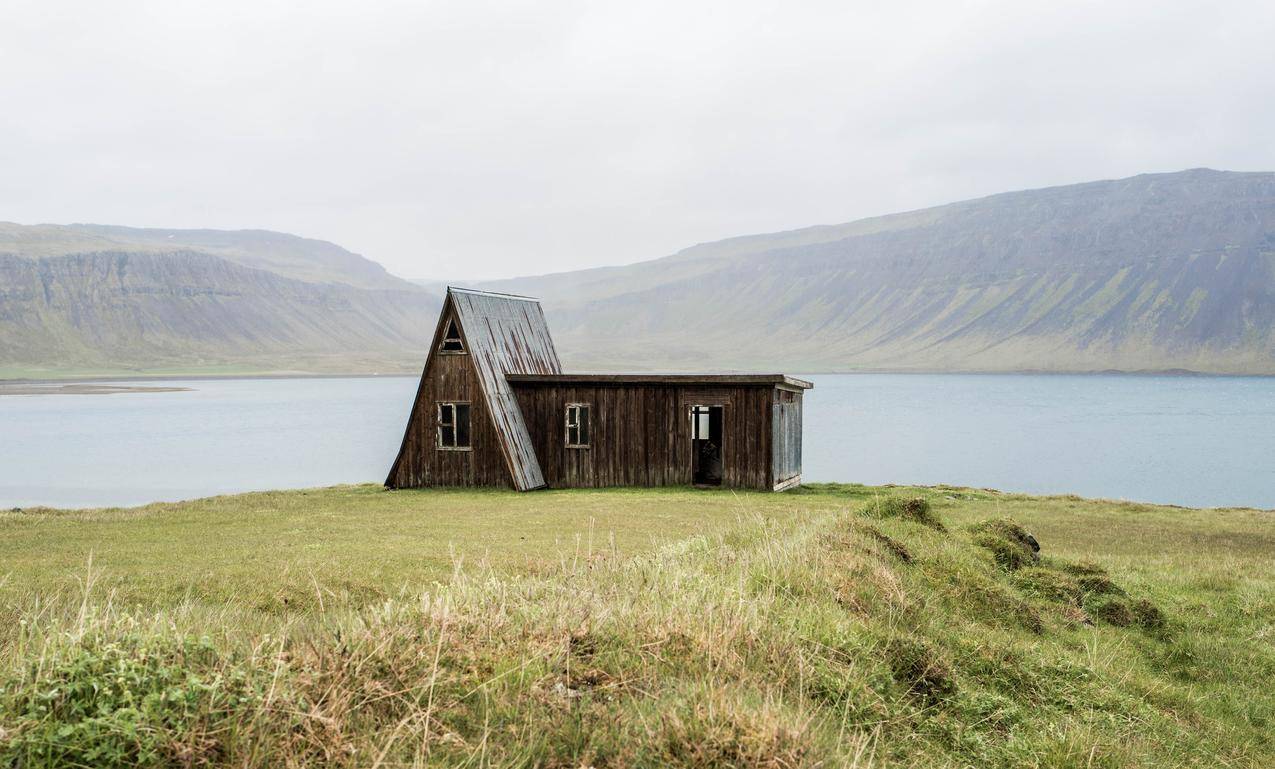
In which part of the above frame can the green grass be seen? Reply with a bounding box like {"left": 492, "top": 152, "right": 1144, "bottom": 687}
{"left": 1, "top": 483, "right": 1272, "bottom": 767}
{"left": 0, "top": 486, "right": 795, "bottom": 613}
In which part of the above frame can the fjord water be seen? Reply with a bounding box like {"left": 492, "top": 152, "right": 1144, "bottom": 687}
{"left": 2, "top": 374, "right": 1272, "bottom": 509}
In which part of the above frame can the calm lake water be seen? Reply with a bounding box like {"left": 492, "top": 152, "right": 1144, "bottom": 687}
{"left": 2, "top": 374, "right": 1272, "bottom": 509}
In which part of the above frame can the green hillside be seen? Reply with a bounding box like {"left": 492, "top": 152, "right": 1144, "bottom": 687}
{"left": 0, "top": 224, "right": 441, "bottom": 377}
{"left": 486, "top": 169, "right": 1275, "bottom": 374}
{"left": 2, "top": 484, "right": 1271, "bottom": 766}
{"left": 4, "top": 169, "right": 1275, "bottom": 376}
{"left": 0, "top": 223, "right": 411, "bottom": 290}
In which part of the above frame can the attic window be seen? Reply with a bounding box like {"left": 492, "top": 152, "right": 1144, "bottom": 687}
{"left": 565, "top": 404, "right": 590, "bottom": 448}
{"left": 439, "top": 319, "right": 465, "bottom": 353}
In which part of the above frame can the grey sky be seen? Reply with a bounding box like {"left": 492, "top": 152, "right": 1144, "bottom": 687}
{"left": 3, "top": 1, "right": 1274, "bottom": 280}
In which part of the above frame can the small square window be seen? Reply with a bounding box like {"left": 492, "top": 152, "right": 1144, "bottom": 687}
{"left": 437, "top": 402, "right": 471, "bottom": 449}
{"left": 565, "top": 404, "right": 590, "bottom": 448}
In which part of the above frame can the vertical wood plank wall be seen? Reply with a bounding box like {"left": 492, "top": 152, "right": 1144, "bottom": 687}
{"left": 772, "top": 390, "right": 804, "bottom": 484}
{"left": 512, "top": 383, "right": 780, "bottom": 490}
{"left": 387, "top": 353, "right": 513, "bottom": 488}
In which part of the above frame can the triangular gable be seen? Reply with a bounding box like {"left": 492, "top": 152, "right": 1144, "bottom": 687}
{"left": 449, "top": 288, "right": 561, "bottom": 490}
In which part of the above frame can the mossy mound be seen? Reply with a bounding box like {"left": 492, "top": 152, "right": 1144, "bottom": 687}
{"left": 969, "top": 518, "right": 1042, "bottom": 571}
{"left": 970, "top": 518, "right": 1040, "bottom": 553}
{"left": 1048, "top": 561, "right": 1125, "bottom": 596}
{"left": 1085, "top": 594, "right": 1137, "bottom": 626}
{"left": 1012, "top": 567, "right": 1084, "bottom": 605}
{"left": 864, "top": 495, "right": 946, "bottom": 531}
{"left": 967, "top": 519, "right": 1167, "bottom": 633}
{"left": 862, "top": 524, "right": 913, "bottom": 564}
{"left": 885, "top": 636, "right": 957, "bottom": 703}
{"left": 1131, "top": 598, "right": 1167, "bottom": 630}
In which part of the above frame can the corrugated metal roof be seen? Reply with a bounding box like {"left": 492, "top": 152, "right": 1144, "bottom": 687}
{"left": 508, "top": 373, "right": 814, "bottom": 389}
{"left": 450, "top": 287, "right": 561, "bottom": 490}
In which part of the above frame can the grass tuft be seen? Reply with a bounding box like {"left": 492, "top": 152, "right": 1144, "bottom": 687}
{"left": 1012, "top": 566, "right": 1084, "bottom": 605}
{"left": 657, "top": 696, "right": 812, "bottom": 768}
{"left": 1, "top": 634, "right": 256, "bottom": 768}
{"left": 862, "top": 524, "right": 914, "bottom": 564}
{"left": 972, "top": 532, "right": 1036, "bottom": 571}
{"left": 1084, "top": 594, "right": 1136, "bottom": 627}
{"left": 864, "top": 495, "right": 946, "bottom": 531}
{"left": 885, "top": 636, "right": 957, "bottom": 703}
{"left": 969, "top": 518, "right": 1041, "bottom": 554}
{"left": 1130, "top": 597, "right": 1168, "bottom": 631}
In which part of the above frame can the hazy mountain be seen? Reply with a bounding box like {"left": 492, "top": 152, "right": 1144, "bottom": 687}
{"left": 0, "top": 223, "right": 411, "bottom": 290}
{"left": 0, "top": 224, "right": 440, "bottom": 376}
{"left": 483, "top": 169, "right": 1275, "bottom": 374}
{"left": 3, "top": 169, "right": 1274, "bottom": 377}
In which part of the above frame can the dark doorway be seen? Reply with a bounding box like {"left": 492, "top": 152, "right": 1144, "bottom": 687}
{"left": 690, "top": 405, "right": 723, "bottom": 486}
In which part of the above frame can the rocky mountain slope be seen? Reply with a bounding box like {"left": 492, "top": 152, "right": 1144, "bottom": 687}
{"left": 484, "top": 169, "right": 1275, "bottom": 374}
{"left": 0, "top": 225, "right": 439, "bottom": 375}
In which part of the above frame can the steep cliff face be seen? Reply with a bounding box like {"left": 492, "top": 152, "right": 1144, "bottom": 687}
{"left": 487, "top": 169, "right": 1275, "bottom": 373}
{"left": 0, "top": 250, "right": 440, "bottom": 373}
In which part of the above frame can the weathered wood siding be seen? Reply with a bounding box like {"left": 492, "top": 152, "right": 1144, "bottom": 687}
{"left": 450, "top": 290, "right": 561, "bottom": 489}
{"left": 387, "top": 351, "right": 513, "bottom": 488}
{"left": 772, "top": 389, "right": 803, "bottom": 485}
{"left": 512, "top": 383, "right": 777, "bottom": 490}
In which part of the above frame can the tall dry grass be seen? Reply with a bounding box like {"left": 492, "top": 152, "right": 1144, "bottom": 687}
{"left": 2, "top": 489, "right": 1273, "bottom": 767}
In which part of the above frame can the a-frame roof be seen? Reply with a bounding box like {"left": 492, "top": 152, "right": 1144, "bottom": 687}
{"left": 449, "top": 287, "right": 561, "bottom": 490}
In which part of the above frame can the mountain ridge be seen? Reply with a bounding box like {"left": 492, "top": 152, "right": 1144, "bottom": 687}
{"left": 479, "top": 168, "right": 1275, "bottom": 374}
{"left": 0, "top": 222, "right": 413, "bottom": 290}
{"left": 2, "top": 168, "right": 1274, "bottom": 376}
{"left": 0, "top": 238, "right": 439, "bottom": 376}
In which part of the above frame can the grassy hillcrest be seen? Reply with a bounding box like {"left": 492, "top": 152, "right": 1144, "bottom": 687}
{"left": 2, "top": 484, "right": 1271, "bottom": 766}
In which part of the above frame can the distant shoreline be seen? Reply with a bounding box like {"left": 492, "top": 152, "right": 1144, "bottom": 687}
{"left": 1, "top": 367, "right": 1271, "bottom": 385}
{"left": 0, "top": 383, "right": 195, "bottom": 396}
{"left": 0, "top": 372, "right": 418, "bottom": 386}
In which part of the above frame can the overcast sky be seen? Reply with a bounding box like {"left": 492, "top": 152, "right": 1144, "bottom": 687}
{"left": 3, "top": 1, "right": 1274, "bottom": 280}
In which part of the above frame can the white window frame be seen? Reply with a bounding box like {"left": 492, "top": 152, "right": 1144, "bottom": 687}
{"left": 565, "top": 403, "right": 591, "bottom": 449}
{"left": 436, "top": 401, "right": 472, "bottom": 450}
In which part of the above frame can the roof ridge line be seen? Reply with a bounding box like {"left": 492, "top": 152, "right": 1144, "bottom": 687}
{"left": 448, "top": 286, "right": 541, "bottom": 301}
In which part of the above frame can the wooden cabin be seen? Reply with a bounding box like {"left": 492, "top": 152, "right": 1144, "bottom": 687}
{"left": 385, "top": 287, "right": 812, "bottom": 492}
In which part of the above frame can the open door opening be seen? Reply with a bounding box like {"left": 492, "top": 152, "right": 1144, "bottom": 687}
{"left": 690, "top": 405, "right": 724, "bottom": 486}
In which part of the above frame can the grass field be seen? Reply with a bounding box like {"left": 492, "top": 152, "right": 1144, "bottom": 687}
{"left": 2, "top": 483, "right": 1273, "bottom": 767}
